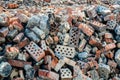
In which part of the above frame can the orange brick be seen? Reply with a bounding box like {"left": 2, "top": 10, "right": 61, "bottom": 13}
{"left": 78, "top": 23, "right": 94, "bottom": 36}
{"left": 8, "top": 60, "right": 32, "bottom": 68}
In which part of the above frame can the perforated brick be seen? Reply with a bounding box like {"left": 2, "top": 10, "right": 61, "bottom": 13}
{"left": 69, "top": 27, "right": 80, "bottom": 47}
{"left": 60, "top": 68, "right": 72, "bottom": 79}
{"left": 107, "top": 20, "right": 117, "bottom": 30}
{"left": 55, "top": 45, "right": 75, "bottom": 58}
{"left": 25, "top": 41, "right": 45, "bottom": 62}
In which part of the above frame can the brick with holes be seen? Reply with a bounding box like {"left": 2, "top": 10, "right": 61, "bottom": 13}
{"left": 60, "top": 68, "right": 72, "bottom": 79}
{"left": 55, "top": 45, "right": 75, "bottom": 58}
{"left": 25, "top": 41, "right": 45, "bottom": 62}
{"left": 69, "top": 27, "right": 80, "bottom": 47}
{"left": 38, "top": 69, "right": 59, "bottom": 80}
{"left": 107, "top": 20, "right": 117, "bottom": 30}
{"left": 78, "top": 23, "right": 94, "bottom": 36}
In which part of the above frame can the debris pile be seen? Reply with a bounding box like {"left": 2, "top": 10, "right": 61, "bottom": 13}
{"left": 0, "top": 0, "right": 120, "bottom": 80}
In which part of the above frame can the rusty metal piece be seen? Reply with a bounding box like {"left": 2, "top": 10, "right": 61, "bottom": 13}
{"left": 69, "top": 27, "right": 80, "bottom": 47}
{"left": 78, "top": 23, "right": 94, "bottom": 36}
{"left": 7, "top": 29, "right": 18, "bottom": 41}
{"left": 78, "top": 39, "right": 87, "bottom": 52}
{"left": 25, "top": 41, "right": 45, "bottom": 62}
{"left": 55, "top": 45, "right": 75, "bottom": 58}
{"left": 60, "top": 68, "right": 72, "bottom": 79}
{"left": 13, "top": 33, "right": 24, "bottom": 43}
{"left": 0, "top": 27, "right": 9, "bottom": 37}
{"left": 8, "top": 60, "right": 32, "bottom": 68}
{"left": 38, "top": 69, "right": 59, "bottom": 80}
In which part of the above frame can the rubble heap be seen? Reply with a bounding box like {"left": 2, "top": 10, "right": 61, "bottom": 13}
{"left": 0, "top": 0, "right": 120, "bottom": 80}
